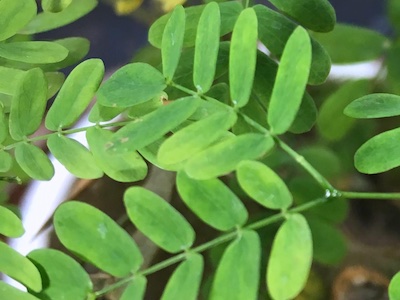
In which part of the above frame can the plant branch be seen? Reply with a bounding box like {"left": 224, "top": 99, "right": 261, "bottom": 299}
{"left": 340, "top": 191, "right": 400, "bottom": 200}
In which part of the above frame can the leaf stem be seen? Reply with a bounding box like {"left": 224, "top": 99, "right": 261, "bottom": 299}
{"left": 169, "top": 81, "right": 198, "bottom": 97}
{"left": 340, "top": 191, "right": 400, "bottom": 200}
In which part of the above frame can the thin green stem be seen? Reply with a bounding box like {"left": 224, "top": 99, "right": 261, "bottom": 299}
{"left": 239, "top": 112, "right": 270, "bottom": 134}
{"left": 340, "top": 191, "right": 400, "bottom": 200}
{"left": 169, "top": 81, "right": 198, "bottom": 97}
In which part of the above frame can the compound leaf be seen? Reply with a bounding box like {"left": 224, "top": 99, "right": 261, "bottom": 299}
{"left": 54, "top": 201, "right": 143, "bottom": 277}
{"left": 0, "top": 241, "right": 41, "bottom": 292}
{"left": 121, "top": 276, "right": 147, "bottom": 300}
{"left": 124, "top": 187, "right": 195, "bottom": 253}
{"left": 267, "top": 214, "right": 312, "bottom": 300}
{"left": 97, "top": 63, "right": 166, "bottom": 108}
{"left": 45, "top": 59, "right": 104, "bottom": 130}
{"left": 210, "top": 230, "right": 261, "bottom": 300}
{"left": 47, "top": 135, "right": 103, "bottom": 179}
{"left": 0, "top": 205, "right": 24, "bottom": 238}
{"left": 345, "top": 93, "right": 400, "bottom": 119}
{"left": 177, "top": 171, "right": 248, "bottom": 231}
{"left": 267, "top": 27, "right": 312, "bottom": 135}
{"left": 161, "top": 253, "right": 203, "bottom": 300}
{"left": 28, "top": 249, "right": 92, "bottom": 300}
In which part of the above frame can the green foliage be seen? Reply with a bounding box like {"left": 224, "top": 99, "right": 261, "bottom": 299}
{"left": 1, "top": 0, "right": 400, "bottom": 299}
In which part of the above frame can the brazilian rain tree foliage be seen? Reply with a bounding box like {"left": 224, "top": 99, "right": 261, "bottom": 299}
{"left": 2, "top": 0, "right": 400, "bottom": 299}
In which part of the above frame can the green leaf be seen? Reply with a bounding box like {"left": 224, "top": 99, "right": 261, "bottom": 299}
{"left": 9, "top": 68, "right": 47, "bottom": 140}
{"left": 254, "top": 5, "right": 331, "bottom": 85}
{"left": 87, "top": 127, "right": 148, "bottom": 182}
{"left": 54, "top": 201, "right": 143, "bottom": 277}
{"left": 47, "top": 135, "right": 103, "bottom": 179}
{"left": 193, "top": 2, "right": 220, "bottom": 93}
{"left": 388, "top": 0, "right": 400, "bottom": 33}
{"left": 0, "top": 67, "right": 24, "bottom": 96}
{"left": 210, "top": 230, "right": 260, "bottom": 300}
{"left": 0, "top": 151, "right": 12, "bottom": 172}
{"left": 389, "top": 272, "right": 400, "bottom": 300}
{"left": 88, "top": 102, "right": 125, "bottom": 123}
{"left": 177, "top": 171, "right": 248, "bottom": 231}
{"left": 162, "top": 5, "right": 185, "bottom": 81}
{"left": 0, "top": 241, "right": 41, "bottom": 292}
{"left": 14, "top": 143, "right": 54, "bottom": 181}
{"left": 97, "top": 63, "right": 166, "bottom": 108}
{"left": 354, "top": 127, "right": 400, "bottom": 174}
{"left": 0, "top": 42, "right": 68, "bottom": 64}
{"left": 124, "top": 187, "right": 195, "bottom": 253}
{"left": 107, "top": 96, "right": 200, "bottom": 154}
{"left": 0, "top": 105, "right": 6, "bottom": 143}
{"left": 149, "top": 2, "right": 242, "bottom": 48}
{"left": 0, "top": 0, "right": 36, "bottom": 41}
{"left": 127, "top": 92, "right": 165, "bottom": 118}
{"left": 317, "top": 80, "right": 370, "bottom": 141}
{"left": 0, "top": 205, "right": 24, "bottom": 237}
{"left": 28, "top": 249, "right": 92, "bottom": 299}
{"left": 0, "top": 281, "right": 40, "bottom": 300}
{"left": 158, "top": 109, "right": 237, "bottom": 165}
{"left": 237, "top": 160, "right": 292, "bottom": 210}
{"left": 42, "top": 0, "right": 72, "bottom": 13}
{"left": 267, "top": 27, "right": 312, "bottom": 135}
{"left": 267, "top": 214, "right": 312, "bottom": 300}
{"left": 45, "top": 72, "right": 65, "bottom": 99}
{"left": 229, "top": 8, "right": 257, "bottom": 108}
{"left": 311, "top": 24, "right": 389, "bottom": 63}
{"left": 161, "top": 253, "right": 203, "bottom": 300}
{"left": 185, "top": 133, "right": 274, "bottom": 180}
{"left": 45, "top": 59, "right": 104, "bottom": 130}
{"left": 289, "top": 93, "right": 318, "bottom": 134}
{"left": 268, "top": 0, "right": 335, "bottom": 32}
{"left": 21, "top": 0, "right": 97, "bottom": 34}
{"left": 120, "top": 276, "right": 147, "bottom": 300}
{"left": 344, "top": 93, "right": 400, "bottom": 119}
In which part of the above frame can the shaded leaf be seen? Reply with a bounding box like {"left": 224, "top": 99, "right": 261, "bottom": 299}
{"left": 0, "top": 241, "right": 41, "bottom": 292}
{"left": 107, "top": 96, "right": 200, "bottom": 154}
{"left": 210, "top": 230, "right": 260, "bottom": 300}
{"left": 47, "top": 135, "right": 103, "bottom": 179}
{"left": 193, "top": 2, "right": 220, "bottom": 93}
{"left": 267, "top": 214, "right": 312, "bottom": 300}
{"left": 177, "top": 171, "right": 248, "bottom": 231}
{"left": 185, "top": 133, "right": 274, "bottom": 180}
{"left": 0, "top": 151, "right": 12, "bottom": 173}
{"left": 45, "top": 59, "right": 104, "bottom": 130}
{"left": 388, "top": 0, "right": 400, "bottom": 33}
{"left": 15, "top": 143, "right": 54, "bottom": 181}
{"left": 88, "top": 102, "right": 125, "bottom": 123}
{"left": 124, "top": 187, "right": 195, "bottom": 253}
{"left": 121, "top": 276, "right": 147, "bottom": 300}
{"left": 87, "top": 127, "right": 148, "bottom": 182}
{"left": 42, "top": 0, "right": 72, "bottom": 13}
{"left": 0, "top": 281, "right": 40, "bottom": 300}
{"left": 267, "top": 27, "right": 312, "bottom": 135}
{"left": 229, "top": 8, "right": 257, "bottom": 108}
{"left": 162, "top": 5, "right": 185, "bottom": 80}
{"left": 97, "top": 63, "right": 166, "bottom": 108}
{"left": 0, "top": 105, "right": 6, "bottom": 143}
{"left": 161, "top": 253, "right": 203, "bottom": 300}
{"left": 389, "top": 272, "right": 400, "bottom": 300}
{"left": 9, "top": 68, "right": 47, "bottom": 140}
{"left": 54, "top": 201, "right": 143, "bottom": 277}
{"left": 28, "top": 249, "right": 92, "bottom": 299}
{"left": 289, "top": 93, "right": 318, "bottom": 134}
{"left": 345, "top": 93, "right": 400, "bottom": 119}
{"left": 127, "top": 92, "right": 165, "bottom": 118}
{"left": 45, "top": 72, "right": 65, "bottom": 99}
{"left": 0, "top": 205, "right": 24, "bottom": 238}
{"left": 237, "top": 160, "right": 292, "bottom": 210}
{"left": 354, "top": 127, "right": 400, "bottom": 174}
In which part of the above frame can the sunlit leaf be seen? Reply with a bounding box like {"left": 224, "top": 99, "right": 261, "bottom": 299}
{"left": 210, "top": 230, "right": 260, "bottom": 300}
{"left": 0, "top": 205, "right": 24, "bottom": 238}
{"left": 237, "top": 160, "right": 292, "bottom": 210}
{"left": 0, "top": 67, "right": 24, "bottom": 96}
{"left": 45, "top": 59, "right": 104, "bottom": 130}
{"left": 177, "top": 171, "right": 248, "bottom": 231}
{"left": 158, "top": 109, "right": 237, "bottom": 165}
{"left": 107, "top": 97, "right": 200, "bottom": 154}
{"left": 88, "top": 102, "right": 125, "bottom": 123}
{"left": 87, "top": 127, "right": 148, "bottom": 182}
{"left": 389, "top": 272, "right": 400, "bottom": 300}
{"left": 54, "top": 201, "right": 143, "bottom": 277}
{"left": 162, "top": 5, "right": 185, "bottom": 81}
{"left": 229, "top": 8, "right": 257, "bottom": 108}
{"left": 9, "top": 68, "right": 47, "bottom": 140}
{"left": 127, "top": 92, "right": 165, "bottom": 118}
{"left": 161, "top": 253, "right": 203, "bottom": 300}
{"left": 193, "top": 2, "right": 220, "bottom": 93}
{"left": 345, "top": 93, "right": 400, "bottom": 119}
{"left": 0, "top": 241, "right": 41, "bottom": 292}
{"left": 0, "top": 151, "right": 12, "bottom": 173}
{"left": 267, "top": 214, "right": 312, "bottom": 300}
{"left": 267, "top": 27, "right": 312, "bottom": 135}
{"left": 41, "top": 0, "right": 72, "bottom": 13}
{"left": 47, "top": 135, "right": 103, "bottom": 179}
{"left": 0, "top": 0, "right": 36, "bottom": 41}
{"left": 354, "top": 127, "right": 400, "bottom": 174}
{"left": 124, "top": 187, "right": 195, "bottom": 253}
{"left": 120, "top": 276, "right": 147, "bottom": 300}
{"left": 268, "top": 0, "right": 335, "bottom": 32}
{"left": 21, "top": 0, "right": 97, "bottom": 34}
{"left": 0, "top": 281, "right": 40, "bottom": 300}
{"left": 97, "top": 63, "right": 166, "bottom": 108}
{"left": 28, "top": 249, "right": 92, "bottom": 299}
{"left": 14, "top": 143, "right": 54, "bottom": 181}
